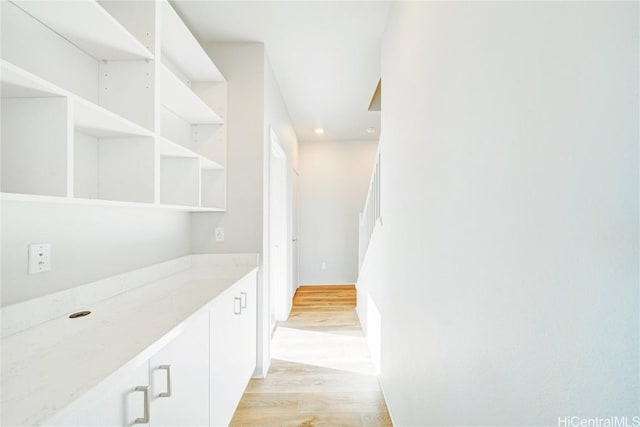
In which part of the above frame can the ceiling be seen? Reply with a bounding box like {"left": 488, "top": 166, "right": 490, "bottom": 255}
{"left": 172, "top": 1, "right": 392, "bottom": 142}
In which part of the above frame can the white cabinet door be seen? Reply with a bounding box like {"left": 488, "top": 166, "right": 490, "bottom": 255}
{"left": 47, "top": 361, "right": 150, "bottom": 426}
{"left": 210, "top": 273, "right": 257, "bottom": 427}
{"left": 209, "top": 289, "right": 242, "bottom": 427}
{"left": 237, "top": 276, "right": 257, "bottom": 382}
{"left": 149, "top": 310, "right": 209, "bottom": 426}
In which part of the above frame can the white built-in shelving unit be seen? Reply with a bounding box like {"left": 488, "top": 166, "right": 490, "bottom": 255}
{"left": 0, "top": 0, "right": 227, "bottom": 211}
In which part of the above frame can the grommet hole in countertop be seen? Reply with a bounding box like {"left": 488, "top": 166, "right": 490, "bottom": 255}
{"left": 69, "top": 310, "right": 91, "bottom": 319}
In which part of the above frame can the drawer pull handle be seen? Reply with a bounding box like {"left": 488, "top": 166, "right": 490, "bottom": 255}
{"left": 240, "top": 291, "right": 247, "bottom": 309}
{"left": 134, "top": 386, "right": 149, "bottom": 424}
{"left": 234, "top": 296, "right": 242, "bottom": 315}
{"left": 159, "top": 365, "right": 172, "bottom": 398}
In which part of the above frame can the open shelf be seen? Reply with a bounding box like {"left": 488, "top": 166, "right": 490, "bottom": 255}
{"left": 159, "top": 137, "right": 224, "bottom": 170}
{"left": 159, "top": 136, "right": 224, "bottom": 208}
{"left": 160, "top": 64, "right": 224, "bottom": 124}
{"left": 160, "top": 157, "right": 200, "bottom": 207}
{"left": 2, "top": 1, "right": 227, "bottom": 212}
{"left": 74, "top": 133, "right": 155, "bottom": 203}
{"left": 0, "top": 59, "right": 64, "bottom": 98}
{"left": 160, "top": 0, "right": 224, "bottom": 82}
{"left": 12, "top": 0, "right": 153, "bottom": 61}
{"left": 200, "top": 157, "right": 224, "bottom": 170}
{"left": 73, "top": 98, "right": 154, "bottom": 138}
{"left": 1, "top": 61, "right": 154, "bottom": 138}
{"left": 201, "top": 169, "right": 226, "bottom": 210}
{"left": 1, "top": 97, "right": 69, "bottom": 197}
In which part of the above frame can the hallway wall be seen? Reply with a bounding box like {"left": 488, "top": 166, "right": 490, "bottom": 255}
{"left": 298, "top": 140, "right": 377, "bottom": 285}
{"left": 190, "top": 42, "right": 299, "bottom": 377}
{"left": 377, "top": 2, "right": 639, "bottom": 424}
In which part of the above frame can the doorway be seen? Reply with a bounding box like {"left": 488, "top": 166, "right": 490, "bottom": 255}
{"left": 268, "top": 128, "right": 292, "bottom": 334}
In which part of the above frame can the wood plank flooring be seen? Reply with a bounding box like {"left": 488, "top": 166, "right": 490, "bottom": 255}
{"left": 230, "top": 285, "right": 392, "bottom": 427}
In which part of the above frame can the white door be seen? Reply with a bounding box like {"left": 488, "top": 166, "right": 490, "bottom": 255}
{"left": 210, "top": 290, "right": 240, "bottom": 427}
{"left": 268, "top": 128, "right": 292, "bottom": 330}
{"left": 149, "top": 310, "right": 209, "bottom": 426}
{"left": 237, "top": 277, "right": 257, "bottom": 382}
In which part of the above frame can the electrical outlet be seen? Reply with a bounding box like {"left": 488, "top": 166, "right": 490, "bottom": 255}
{"left": 29, "top": 243, "right": 51, "bottom": 274}
{"left": 321, "top": 262, "right": 327, "bottom": 270}
{"left": 215, "top": 227, "right": 225, "bottom": 242}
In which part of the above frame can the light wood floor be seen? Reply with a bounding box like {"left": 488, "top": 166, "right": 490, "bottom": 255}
{"left": 230, "top": 285, "right": 392, "bottom": 427}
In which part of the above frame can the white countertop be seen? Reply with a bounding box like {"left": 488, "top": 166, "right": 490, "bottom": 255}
{"left": 1, "top": 254, "right": 259, "bottom": 426}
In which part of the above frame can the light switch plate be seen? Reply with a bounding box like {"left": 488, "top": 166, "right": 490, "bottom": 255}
{"left": 29, "top": 243, "right": 51, "bottom": 274}
{"left": 215, "top": 227, "right": 224, "bottom": 242}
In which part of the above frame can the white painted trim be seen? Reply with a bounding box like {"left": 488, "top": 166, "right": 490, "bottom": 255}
{"left": 378, "top": 376, "right": 398, "bottom": 427}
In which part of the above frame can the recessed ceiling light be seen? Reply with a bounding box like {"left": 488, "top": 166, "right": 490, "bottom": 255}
{"left": 315, "top": 128, "right": 324, "bottom": 135}
{"left": 366, "top": 127, "right": 376, "bottom": 134}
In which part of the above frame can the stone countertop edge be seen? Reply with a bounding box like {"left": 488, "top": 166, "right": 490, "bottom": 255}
{"left": 0, "top": 253, "right": 259, "bottom": 426}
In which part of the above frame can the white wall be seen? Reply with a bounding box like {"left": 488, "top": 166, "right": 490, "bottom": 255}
{"left": 375, "top": 2, "right": 639, "bottom": 425}
{"left": 299, "top": 140, "right": 377, "bottom": 284}
{"left": 191, "top": 43, "right": 265, "bottom": 254}
{"left": 1, "top": 202, "right": 190, "bottom": 306}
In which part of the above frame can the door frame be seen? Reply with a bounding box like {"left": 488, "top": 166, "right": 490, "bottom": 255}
{"left": 267, "top": 128, "right": 292, "bottom": 333}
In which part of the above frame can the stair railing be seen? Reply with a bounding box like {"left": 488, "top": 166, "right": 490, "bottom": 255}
{"left": 359, "top": 150, "right": 381, "bottom": 269}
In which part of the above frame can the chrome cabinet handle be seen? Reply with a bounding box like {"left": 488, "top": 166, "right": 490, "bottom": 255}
{"left": 134, "top": 386, "right": 149, "bottom": 424}
{"left": 240, "top": 291, "right": 247, "bottom": 309}
{"left": 158, "top": 365, "right": 172, "bottom": 398}
{"left": 234, "top": 296, "right": 242, "bottom": 315}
